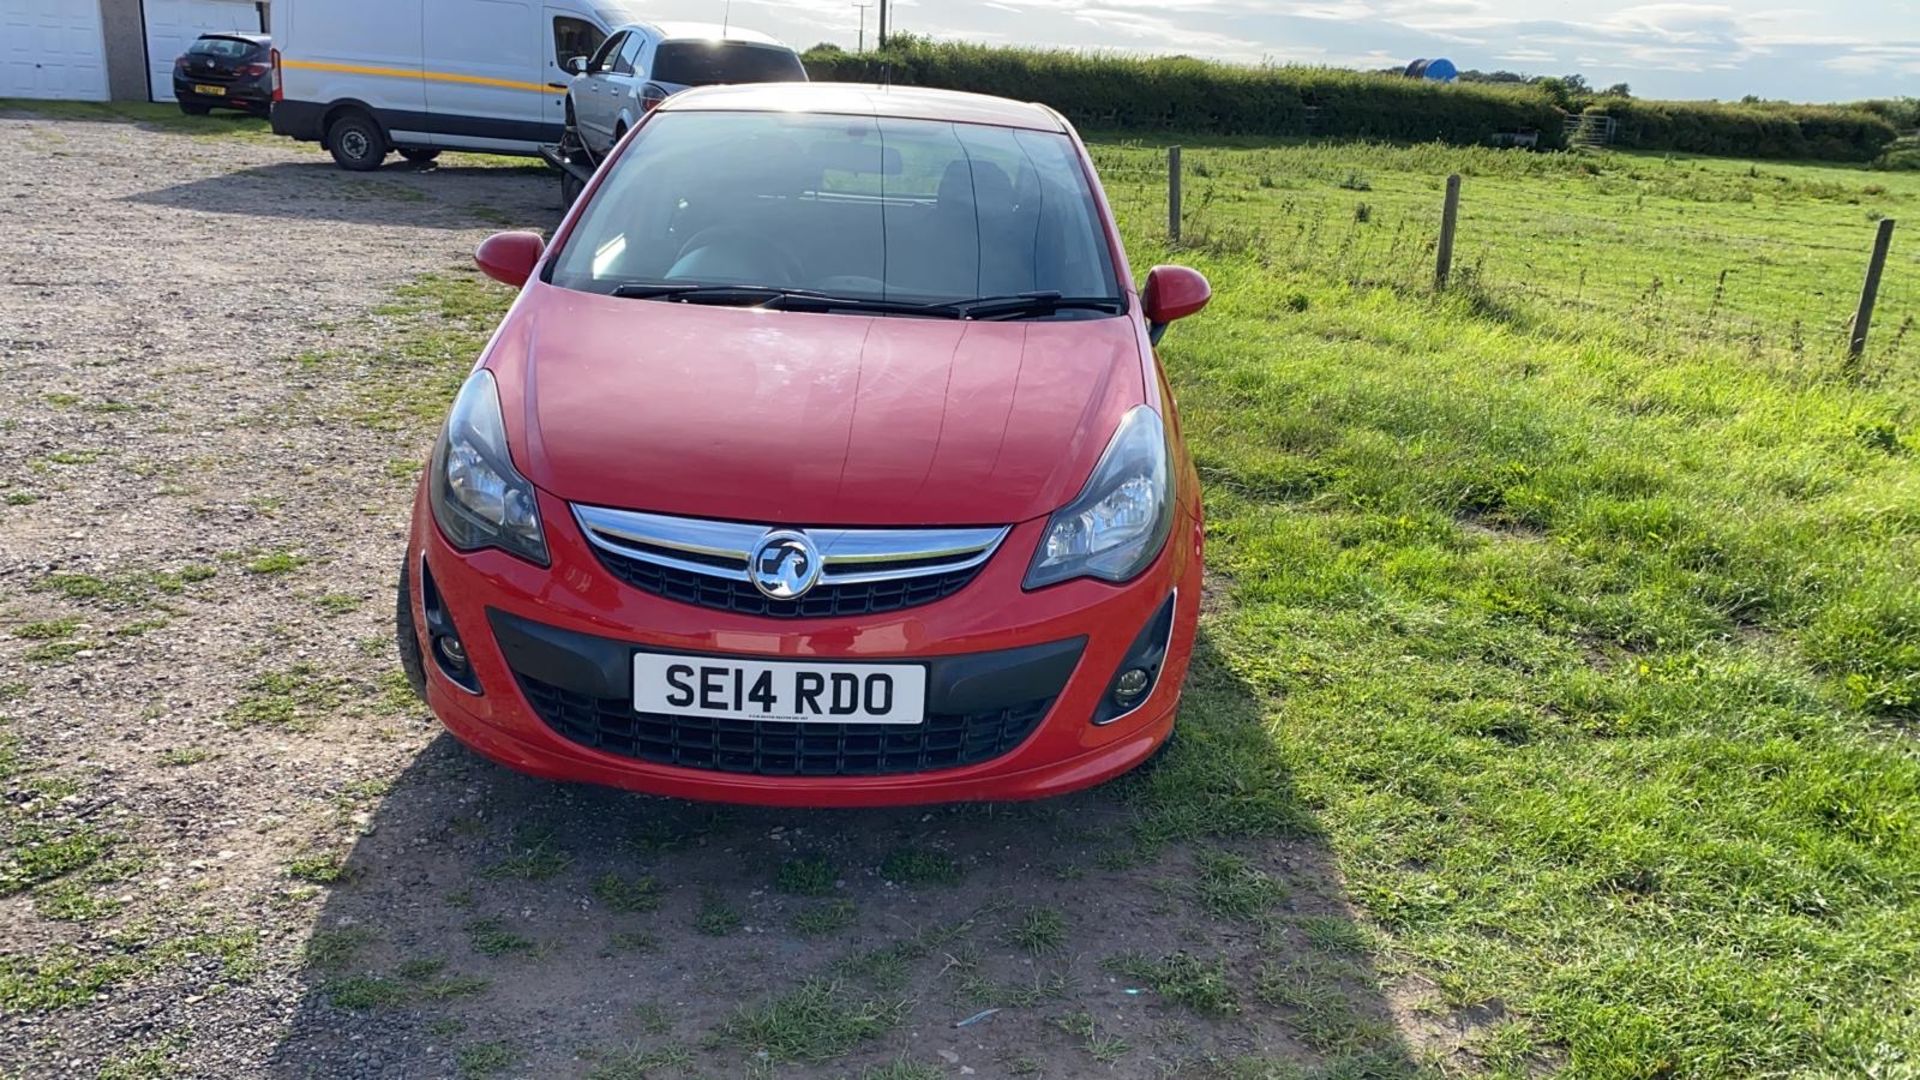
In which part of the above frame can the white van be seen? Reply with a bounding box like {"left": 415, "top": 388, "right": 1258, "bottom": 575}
{"left": 268, "top": 0, "right": 648, "bottom": 170}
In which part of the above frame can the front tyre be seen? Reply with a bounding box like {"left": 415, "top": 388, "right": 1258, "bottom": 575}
{"left": 178, "top": 101, "right": 210, "bottom": 116}
{"left": 327, "top": 110, "right": 388, "bottom": 171}
{"left": 396, "top": 555, "right": 427, "bottom": 702}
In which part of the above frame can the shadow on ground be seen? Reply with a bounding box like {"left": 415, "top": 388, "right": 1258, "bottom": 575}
{"left": 123, "top": 160, "right": 561, "bottom": 232}
{"left": 265, "top": 636, "right": 1425, "bottom": 1078}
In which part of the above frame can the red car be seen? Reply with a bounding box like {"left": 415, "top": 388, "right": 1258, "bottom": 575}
{"left": 397, "top": 83, "right": 1212, "bottom": 807}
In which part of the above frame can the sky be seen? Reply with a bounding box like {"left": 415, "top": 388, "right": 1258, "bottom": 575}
{"left": 645, "top": 1, "right": 1920, "bottom": 103}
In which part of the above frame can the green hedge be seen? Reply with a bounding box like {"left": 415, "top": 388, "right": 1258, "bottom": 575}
{"left": 803, "top": 39, "right": 1901, "bottom": 163}
{"left": 1875, "top": 136, "right": 1920, "bottom": 171}
{"left": 1580, "top": 98, "right": 1897, "bottom": 161}
{"left": 804, "top": 39, "right": 1568, "bottom": 149}
{"left": 1853, "top": 97, "right": 1920, "bottom": 133}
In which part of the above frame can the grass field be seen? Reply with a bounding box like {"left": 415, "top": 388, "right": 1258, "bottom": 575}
{"left": 1094, "top": 141, "right": 1920, "bottom": 1074}
{"left": 1094, "top": 139, "right": 1918, "bottom": 362}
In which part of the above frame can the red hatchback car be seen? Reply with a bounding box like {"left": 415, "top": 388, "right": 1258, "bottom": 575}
{"left": 398, "top": 83, "right": 1212, "bottom": 807}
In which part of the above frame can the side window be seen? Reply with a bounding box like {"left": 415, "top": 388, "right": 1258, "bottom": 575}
{"left": 587, "top": 31, "right": 626, "bottom": 73}
{"left": 615, "top": 32, "right": 646, "bottom": 76}
{"left": 552, "top": 16, "right": 603, "bottom": 69}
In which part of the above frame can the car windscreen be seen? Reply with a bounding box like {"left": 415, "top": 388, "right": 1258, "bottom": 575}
{"left": 651, "top": 42, "right": 806, "bottom": 86}
{"left": 188, "top": 37, "right": 258, "bottom": 59}
{"left": 547, "top": 111, "right": 1122, "bottom": 308}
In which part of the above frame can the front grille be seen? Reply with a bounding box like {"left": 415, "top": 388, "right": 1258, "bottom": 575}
{"left": 518, "top": 675, "right": 1051, "bottom": 776}
{"left": 572, "top": 505, "right": 1009, "bottom": 620}
{"left": 593, "top": 546, "right": 982, "bottom": 618}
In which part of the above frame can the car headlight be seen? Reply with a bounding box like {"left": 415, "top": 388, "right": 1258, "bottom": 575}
{"left": 429, "top": 369, "right": 548, "bottom": 566}
{"left": 1025, "top": 405, "right": 1173, "bottom": 588}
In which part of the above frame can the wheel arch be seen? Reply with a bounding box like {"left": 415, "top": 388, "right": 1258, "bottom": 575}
{"left": 318, "top": 98, "right": 389, "bottom": 149}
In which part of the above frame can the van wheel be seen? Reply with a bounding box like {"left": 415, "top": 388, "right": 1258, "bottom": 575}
{"left": 327, "top": 110, "right": 388, "bottom": 171}
{"left": 560, "top": 169, "right": 584, "bottom": 208}
{"left": 178, "top": 102, "right": 210, "bottom": 116}
{"left": 399, "top": 148, "right": 441, "bottom": 165}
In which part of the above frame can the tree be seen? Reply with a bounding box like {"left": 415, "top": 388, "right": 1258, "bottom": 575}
{"left": 1457, "top": 69, "right": 1529, "bottom": 84}
{"left": 1602, "top": 83, "right": 1631, "bottom": 98}
{"left": 1535, "top": 76, "right": 1581, "bottom": 108}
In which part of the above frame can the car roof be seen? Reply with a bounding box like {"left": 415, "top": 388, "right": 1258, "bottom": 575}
{"left": 197, "top": 31, "right": 268, "bottom": 43}
{"left": 609, "top": 21, "right": 786, "bottom": 47}
{"left": 656, "top": 82, "right": 1068, "bottom": 133}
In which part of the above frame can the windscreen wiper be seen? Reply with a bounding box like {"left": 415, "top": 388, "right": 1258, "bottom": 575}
{"left": 610, "top": 282, "right": 944, "bottom": 316}
{"left": 608, "top": 284, "right": 1123, "bottom": 320}
{"left": 610, "top": 282, "right": 788, "bottom": 304}
{"left": 936, "top": 292, "right": 1127, "bottom": 320}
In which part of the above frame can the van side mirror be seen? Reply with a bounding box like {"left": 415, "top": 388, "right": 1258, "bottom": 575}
{"left": 1142, "top": 265, "right": 1211, "bottom": 345}
{"left": 566, "top": 55, "right": 587, "bottom": 75}
{"left": 475, "top": 231, "right": 545, "bottom": 288}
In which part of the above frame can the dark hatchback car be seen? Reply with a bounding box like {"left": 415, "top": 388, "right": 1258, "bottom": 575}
{"left": 173, "top": 33, "right": 273, "bottom": 117}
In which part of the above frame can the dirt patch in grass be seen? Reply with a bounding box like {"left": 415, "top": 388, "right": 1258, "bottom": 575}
{"left": 267, "top": 742, "right": 1399, "bottom": 1077}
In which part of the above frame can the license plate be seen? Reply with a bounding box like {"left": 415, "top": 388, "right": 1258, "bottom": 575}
{"left": 633, "top": 653, "right": 926, "bottom": 725}
{"left": 193, "top": 84, "right": 225, "bottom": 95}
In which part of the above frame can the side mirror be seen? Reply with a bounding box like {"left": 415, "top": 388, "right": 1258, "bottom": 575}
{"left": 566, "top": 55, "right": 588, "bottom": 75}
{"left": 475, "top": 231, "right": 545, "bottom": 288}
{"left": 1142, "top": 265, "right": 1211, "bottom": 345}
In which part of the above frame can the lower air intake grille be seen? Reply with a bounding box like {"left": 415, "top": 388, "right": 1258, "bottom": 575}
{"left": 517, "top": 675, "right": 1051, "bottom": 777}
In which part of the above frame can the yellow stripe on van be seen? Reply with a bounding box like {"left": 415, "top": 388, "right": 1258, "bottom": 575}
{"left": 282, "top": 58, "right": 561, "bottom": 94}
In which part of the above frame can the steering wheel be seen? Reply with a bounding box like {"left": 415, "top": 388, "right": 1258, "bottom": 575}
{"left": 669, "top": 225, "right": 808, "bottom": 288}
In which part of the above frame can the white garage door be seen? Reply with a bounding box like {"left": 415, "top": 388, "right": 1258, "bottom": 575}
{"left": 0, "top": 0, "right": 109, "bottom": 101}
{"left": 145, "top": 0, "right": 265, "bottom": 101}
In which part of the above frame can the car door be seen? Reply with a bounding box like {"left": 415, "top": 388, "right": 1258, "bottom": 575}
{"left": 604, "top": 29, "right": 648, "bottom": 143}
{"left": 544, "top": 10, "right": 604, "bottom": 143}
{"left": 573, "top": 29, "right": 626, "bottom": 152}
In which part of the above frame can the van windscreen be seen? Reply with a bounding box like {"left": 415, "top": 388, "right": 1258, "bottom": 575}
{"left": 652, "top": 42, "right": 804, "bottom": 87}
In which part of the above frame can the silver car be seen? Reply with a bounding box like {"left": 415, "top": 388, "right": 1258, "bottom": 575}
{"left": 565, "top": 21, "right": 807, "bottom": 156}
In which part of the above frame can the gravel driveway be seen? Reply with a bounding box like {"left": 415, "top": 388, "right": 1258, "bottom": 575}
{"left": 0, "top": 112, "right": 1412, "bottom": 1079}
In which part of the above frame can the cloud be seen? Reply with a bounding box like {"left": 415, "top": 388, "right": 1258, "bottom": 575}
{"left": 669, "top": 0, "right": 1920, "bottom": 101}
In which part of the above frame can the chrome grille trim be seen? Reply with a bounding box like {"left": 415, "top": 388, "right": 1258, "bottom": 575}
{"left": 572, "top": 505, "right": 1008, "bottom": 588}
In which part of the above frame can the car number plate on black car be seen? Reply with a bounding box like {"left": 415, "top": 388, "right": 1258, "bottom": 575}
{"left": 632, "top": 653, "right": 927, "bottom": 725}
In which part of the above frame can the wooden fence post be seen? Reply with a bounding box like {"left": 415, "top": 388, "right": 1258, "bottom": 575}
{"left": 1168, "top": 146, "right": 1183, "bottom": 243}
{"left": 1435, "top": 173, "right": 1461, "bottom": 291}
{"left": 1850, "top": 218, "right": 1897, "bottom": 360}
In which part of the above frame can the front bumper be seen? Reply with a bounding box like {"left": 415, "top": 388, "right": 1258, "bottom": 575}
{"left": 406, "top": 484, "right": 1204, "bottom": 807}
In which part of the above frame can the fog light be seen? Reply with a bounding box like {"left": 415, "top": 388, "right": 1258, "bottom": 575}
{"left": 435, "top": 635, "right": 468, "bottom": 671}
{"left": 1113, "top": 667, "right": 1151, "bottom": 705}
{"left": 1094, "top": 592, "right": 1178, "bottom": 725}
{"left": 417, "top": 556, "right": 481, "bottom": 695}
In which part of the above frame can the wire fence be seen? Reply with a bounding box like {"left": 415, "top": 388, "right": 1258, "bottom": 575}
{"left": 1089, "top": 144, "right": 1917, "bottom": 376}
